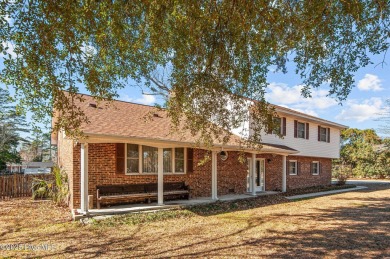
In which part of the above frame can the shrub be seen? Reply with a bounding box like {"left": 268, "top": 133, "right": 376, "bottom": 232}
{"left": 31, "top": 178, "right": 54, "bottom": 199}
{"left": 332, "top": 164, "right": 351, "bottom": 185}
{"left": 31, "top": 166, "right": 69, "bottom": 206}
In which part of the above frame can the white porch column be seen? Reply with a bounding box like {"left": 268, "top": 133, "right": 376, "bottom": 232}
{"left": 251, "top": 153, "right": 257, "bottom": 196}
{"left": 80, "top": 143, "right": 89, "bottom": 214}
{"left": 158, "top": 148, "right": 164, "bottom": 205}
{"left": 282, "top": 155, "right": 287, "bottom": 192}
{"left": 211, "top": 151, "right": 218, "bottom": 200}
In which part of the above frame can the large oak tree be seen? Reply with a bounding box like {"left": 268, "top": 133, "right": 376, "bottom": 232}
{"left": 1, "top": 1, "right": 389, "bottom": 147}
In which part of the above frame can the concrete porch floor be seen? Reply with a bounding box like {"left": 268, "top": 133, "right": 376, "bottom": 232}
{"left": 74, "top": 191, "right": 279, "bottom": 219}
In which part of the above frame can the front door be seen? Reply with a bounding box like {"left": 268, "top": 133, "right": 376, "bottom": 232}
{"left": 247, "top": 158, "right": 266, "bottom": 192}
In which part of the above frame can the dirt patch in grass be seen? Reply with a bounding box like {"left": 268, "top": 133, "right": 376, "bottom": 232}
{"left": 1, "top": 184, "right": 389, "bottom": 258}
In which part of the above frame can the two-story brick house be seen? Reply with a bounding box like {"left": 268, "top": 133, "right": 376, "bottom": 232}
{"left": 53, "top": 93, "right": 347, "bottom": 213}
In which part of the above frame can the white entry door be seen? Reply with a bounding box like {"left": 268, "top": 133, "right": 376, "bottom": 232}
{"left": 247, "top": 158, "right": 266, "bottom": 192}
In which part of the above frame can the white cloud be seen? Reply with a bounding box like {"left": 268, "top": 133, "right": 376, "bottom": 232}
{"left": 121, "top": 94, "right": 156, "bottom": 105}
{"left": 336, "top": 97, "right": 385, "bottom": 122}
{"left": 357, "top": 74, "right": 383, "bottom": 91}
{"left": 289, "top": 108, "right": 319, "bottom": 117}
{"left": 265, "top": 82, "right": 337, "bottom": 115}
{"left": 80, "top": 44, "right": 97, "bottom": 57}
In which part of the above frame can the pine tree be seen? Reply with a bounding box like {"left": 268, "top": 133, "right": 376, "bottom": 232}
{"left": 0, "top": 88, "right": 29, "bottom": 172}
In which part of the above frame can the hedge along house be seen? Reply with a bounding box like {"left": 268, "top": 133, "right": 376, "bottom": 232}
{"left": 52, "top": 94, "right": 347, "bottom": 214}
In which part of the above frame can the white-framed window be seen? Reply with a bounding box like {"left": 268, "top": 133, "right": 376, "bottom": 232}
{"left": 318, "top": 126, "right": 329, "bottom": 142}
{"left": 142, "top": 145, "right": 158, "bottom": 173}
{"left": 288, "top": 160, "right": 297, "bottom": 175}
{"left": 297, "top": 122, "right": 306, "bottom": 138}
{"left": 163, "top": 148, "right": 172, "bottom": 173}
{"left": 175, "top": 148, "right": 185, "bottom": 173}
{"left": 273, "top": 117, "right": 282, "bottom": 135}
{"left": 126, "top": 144, "right": 140, "bottom": 174}
{"left": 312, "top": 161, "right": 320, "bottom": 175}
{"left": 125, "top": 144, "right": 186, "bottom": 175}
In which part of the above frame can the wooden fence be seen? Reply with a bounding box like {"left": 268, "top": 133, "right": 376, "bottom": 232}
{"left": 0, "top": 174, "right": 54, "bottom": 199}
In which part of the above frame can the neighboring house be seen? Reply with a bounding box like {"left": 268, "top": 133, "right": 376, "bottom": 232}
{"left": 52, "top": 94, "right": 347, "bottom": 212}
{"left": 6, "top": 161, "right": 54, "bottom": 174}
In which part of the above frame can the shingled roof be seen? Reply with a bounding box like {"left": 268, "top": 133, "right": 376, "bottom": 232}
{"left": 54, "top": 93, "right": 298, "bottom": 154}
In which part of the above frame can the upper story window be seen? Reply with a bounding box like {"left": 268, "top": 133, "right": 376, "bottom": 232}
{"left": 267, "top": 116, "right": 286, "bottom": 136}
{"left": 318, "top": 126, "right": 330, "bottom": 143}
{"left": 297, "top": 122, "right": 305, "bottom": 138}
{"left": 294, "top": 120, "right": 309, "bottom": 139}
{"left": 273, "top": 117, "right": 282, "bottom": 134}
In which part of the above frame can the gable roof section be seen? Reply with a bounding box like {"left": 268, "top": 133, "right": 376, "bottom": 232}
{"left": 54, "top": 93, "right": 298, "bottom": 154}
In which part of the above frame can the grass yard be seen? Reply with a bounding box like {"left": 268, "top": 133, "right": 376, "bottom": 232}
{"left": 1, "top": 183, "right": 389, "bottom": 258}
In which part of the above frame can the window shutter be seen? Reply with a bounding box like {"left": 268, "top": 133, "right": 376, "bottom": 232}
{"left": 318, "top": 126, "right": 321, "bottom": 141}
{"left": 294, "top": 120, "right": 298, "bottom": 138}
{"left": 282, "top": 117, "right": 287, "bottom": 136}
{"left": 116, "top": 143, "right": 125, "bottom": 174}
{"left": 306, "top": 123, "right": 309, "bottom": 139}
{"left": 187, "top": 148, "right": 194, "bottom": 173}
{"left": 327, "top": 128, "right": 330, "bottom": 143}
{"left": 297, "top": 162, "right": 300, "bottom": 175}
{"left": 310, "top": 162, "right": 313, "bottom": 175}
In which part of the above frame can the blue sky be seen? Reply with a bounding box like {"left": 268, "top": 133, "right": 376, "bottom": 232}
{"left": 117, "top": 53, "right": 390, "bottom": 135}
{"left": 1, "top": 43, "right": 389, "bottom": 136}
{"left": 265, "top": 53, "right": 390, "bottom": 133}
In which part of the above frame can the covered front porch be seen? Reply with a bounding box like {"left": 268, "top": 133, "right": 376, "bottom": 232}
{"left": 76, "top": 135, "right": 297, "bottom": 216}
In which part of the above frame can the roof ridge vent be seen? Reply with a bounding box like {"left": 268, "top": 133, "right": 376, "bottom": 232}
{"left": 89, "top": 103, "right": 97, "bottom": 108}
{"left": 153, "top": 113, "right": 162, "bottom": 118}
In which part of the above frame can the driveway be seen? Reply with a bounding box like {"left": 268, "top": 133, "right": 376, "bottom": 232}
{"left": 332, "top": 179, "right": 390, "bottom": 186}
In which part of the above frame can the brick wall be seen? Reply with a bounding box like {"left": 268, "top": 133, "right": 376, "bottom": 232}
{"left": 71, "top": 144, "right": 248, "bottom": 209}
{"left": 286, "top": 156, "right": 332, "bottom": 190}
{"left": 256, "top": 154, "right": 283, "bottom": 192}
{"left": 67, "top": 142, "right": 332, "bottom": 209}
{"left": 57, "top": 131, "right": 75, "bottom": 209}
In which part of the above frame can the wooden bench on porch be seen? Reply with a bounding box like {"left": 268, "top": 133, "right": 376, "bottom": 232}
{"left": 96, "top": 182, "right": 190, "bottom": 209}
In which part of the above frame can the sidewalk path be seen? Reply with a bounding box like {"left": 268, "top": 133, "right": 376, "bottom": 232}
{"left": 286, "top": 186, "right": 368, "bottom": 200}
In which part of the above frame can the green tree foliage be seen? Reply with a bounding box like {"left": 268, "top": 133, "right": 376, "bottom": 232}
{"left": 20, "top": 130, "right": 52, "bottom": 162}
{"left": 0, "top": 88, "right": 29, "bottom": 170}
{"left": 339, "top": 128, "right": 390, "bottom": 178}
{"left": 1, "top": 1, "right": 389, "bottom": 147}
